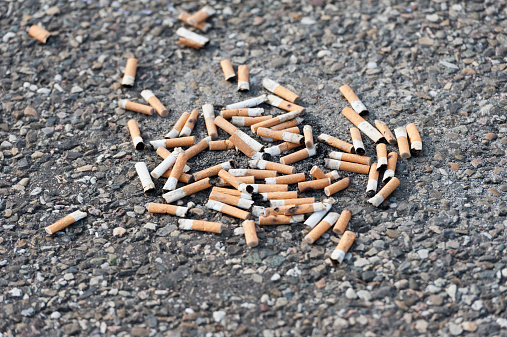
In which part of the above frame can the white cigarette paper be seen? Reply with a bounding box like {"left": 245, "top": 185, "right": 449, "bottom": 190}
{"left": 226, "top": 95, "right": 267, "bottom": 110}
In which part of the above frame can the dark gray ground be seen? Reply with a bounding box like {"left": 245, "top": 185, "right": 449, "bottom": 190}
{"left": 1, "top": 0, "right": 507, "bottom": 336}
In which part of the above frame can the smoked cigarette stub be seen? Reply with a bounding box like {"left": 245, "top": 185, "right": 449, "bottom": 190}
{"left": 382, "top": 152, "right": 398, "bottom": 184}
{"left": 237, "top": 65, "right": 250, "bottom": 91}
{"left": 141, "top": 90, "right": 169, "bottom": 117}
{"left": 135, "top": 162, "right": 156, "bottom": 192}
{"left": 258, "top": 214, "right": 304, "bottom": 225}
{"left": 317, "top": 133, "right": 354, "bottom": 153}
{"left": 229, "top": 169, "right": 277, "bottom": 179}
{"left": 368, "top": 177, "right": 400, "bottom": 207}
{"left": 210, "top": 191, "right": 254, "bottom": 210}
{"left": 247, "top": 184, "right": 288, "bottom": 193}
{"left": 161, "top": 170, "right": 193, "bottom": 184}
{"left": 304, "top": 203, "right": 332, "bottom": 228}
{"left": 180, "top": 109, "right": 199, "bottom": 137}
{"left": 166, "top": 111, "right": 191, "bottom": 139}
{"left": 28, "top": 24, "right": 50, "bottom": 43}
{"left": 45, "top": 210, "right": 87, "bottom": 235}
{"left": 310, "top": 166, "right": 326, "bottom": 179}
{"left": 333, "top": 209, "right": 351, "bottom": 235}
{"left": 376, "top": 143, "right": 388, "bottom": 170}
{"left": 212, "top": 187, "right": 252, "bottom": 200}
{"left": 270, "top": 197, "right": 315, "bottom": 207}
{"left": 218, "top": 169, "right": 252, "bottom": 192}
{"left": 163, "top": 153, "right": 188, "bottom": 191}
{"left": 148, "top": 203, "right": 188, "bottom": 217}
{"left": 252, "top": 206, "right": 266, "bottom": 217}
{"left": 118, "top": 99, "right": 154, "bottom": 115}
{"left": 341, "top": 107, "right": 385, "bottom": 144}
{"left": 262, "top": 78, "right": 300, "bottom": 103}
{"left": 184, "top": 136, "right": 212, "bottom": 159}
{"left": 229, "top": 133, "right": 256, "bottom": 158}
{"left": 331, "top": 231, "right": 357, "bottom": 263}
{"left": 216, "top": 175, "right": 255, "bottom": 187}
{"left": 202, "top": 104, "right": 218, "bottom": 140}
{"left": 260, "top": 191, "right": 298, "bottom": 200}
{"left": 220, "top": 59, "right": 236, "bottom": 81}
{"left": 187, "top": 5, "right": 216, "bottom": 25}
{"left": 271, "top": 118, "right": 304, "bottom": 131}
{"left": 206, "top": 199, "right": 251, "bottom": 220}
{"left": 242, "top": 220, "right": 258, "bottom": 247}
{"left": 232, "top": 116, "right": 272, "bottom": 127}
{"left": 328, "top": 151, "right": 371, "bottom": 166}
{"left": 122, "top": 58, "right": 138, "bottom": 87}
{"left": 324, "top": 177, "right": 351, "bottom": 197}
{"left": 366, "top": 163, "right": 379, "bottom": 197}
{"left": 406, "top": 123, "right": 422, "bottom": 156}
{"left": 284, "top": 202, "right": 326, "bottom": 216}
{"left": 178, "top": 37, "right": 204, "bottom": 49}
{"left": 265, "top": 173, "right": 305, "bottom": 185}
{"left": 209, "top": 140, "right": 234, "bottom": 150}
{"left": 265, "top": 95, "right": 305, "bottom": 112}
{"left": 226, "top": 95, "right": 268, "bottom": 110}
{"left": 150, "top": 137, "right": 195, "bottom": 149}
{"left": 178, "top": 12, "right": 211, "bottom": 32}
{"left": 151, "top": 148, "right": 183, "bottom": 179}
{"left": 375, "top": 120, "right": 397, "bottom": 145}
{"left": 280, "top": 146, "right": 317, "bottom": 165}
{"left": 303, "top": 125, "right": 314, "bottom": 149}
{"left": 127, "top": 119, "right": 145, "bottom": 150}
{"left": 257, "top": 127, "right": 304, "bottom": 144}
{"left": 394, "top": 127, "right": 411, "bottom": 159}
{"left": 249, "top": 159, "right": 295, "bottom": 175}
{"left": 179, "top": 219, "right": 223, "bottom": 234}
{"left": 350, "top": 127, "right": 365, "bottom": 155}
{"left": 176, "top": 27, "right": 209, "bottom": 46}
{"left": 163, "top": 178, "right": 212, "bottom": 203}
{"left": 325, "top": 159, "right": 370, "bottom": 175}
{"left": 251, "top": 110, "right": 303, "bottom": 133}
{"left": 339, "top": 85, "right": 368, "bottom": 115}
{"left": 304, "top": 212, "right": 340, "bottom": 244}
{"left": 298, "top": 178, "right": 331, "bottom": 193}
{"left": 193, "top": 160, "right": 234, "bottom": 181}
{"left": 264, "top": 142, "right": 301, "bottom": 156}
{"left": 221, "top": 108, "right": 264, "bottom": 119}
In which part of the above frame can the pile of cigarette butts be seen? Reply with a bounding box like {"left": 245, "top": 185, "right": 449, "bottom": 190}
{"left": 37, "top": 6, "right": 422, "bottom": 265}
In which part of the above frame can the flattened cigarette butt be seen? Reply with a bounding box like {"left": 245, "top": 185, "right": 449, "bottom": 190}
{"left": 382, "top": 152, "right": 398, "bottom": 184}
{"left": 178, "top": 12, "right": 211, "bottom": 32}
{"left": 366, "top": 163, "right": 379, "bottom": 197}
{"left": 193, "top": 160, "right": 235, "bottom": 181}
{"left": 266, "top": 95, "right": 305, "bottom": 112}
{"left": 237, "top": 65, "right": 250, "bottom": 91}
{"left": 298, "top": 178, "right": 331, "bottom": 193}
{"left": 220, "top": 108, "right": 264, "bottom": 119}
{"left": 118, "top": 99, "right": 154, "bottom": 115}
{"left": 218, "top": 169, "right": 252, "bottom": 191}
{"left": 324, "top": 177, "right": 350, "bottom": 197}
{"left": 178, "top": 219, "right": 222, "bottom": 233}
{"left": 262, "top": 78, "right": 300, "bottom": 103}
{"left": 122, "top": 58, "right": 138, "bottom": 87}
{"left": 231, "top": 116, "right": 272, "bottom": 127}
{"left": 209, "top": 140, "right": 234, "bottom": 150}
{"left": 176, "top": 27, "right": 209, "bottom": 47}
{"left": 375, "top": 120, "right": 396, "bottom": 145}
{"left": 406, "top": 123, "right": 422, "bottom": 156}
{"left": 242, "top": 220, "right": 258, "bottom": 247}
{"left": 220, "top": 59, "right": 235, "bottom": 81}
{"left": 394, "top": 127, "right": 411, "bottom": 159}
{"left": 28, "top": 24, "right": 50, "bottom": 43}
{"left": 247, "top": 184, "right": 289, "bottom": 193}
{"left": 317, "top": 133, "right": 354, "bottom": 153}
{"left": 212, "top": 187, "right": 252, "bottom": 200}
{"left": 257, "top": 127, "right": 304, "bottom": 144}
{"left": 328, "top": 151, "right": 371, "bottom": 166}
{"left": 179, "top": 37, "right": 204, "bottom": 49}
{"left": 350, "top": 127, "right": 365, "bottom": 155}
{"left": 339, "top": 85, "right": 368, "bottom": 115}
{"left": 163, "top": 153, "right": 188, "bottom": 191}
{"left": 303, "top": 125, "right": 314, "bottom": 149}
{"left": 325, "top": 159, "right": 370, "bottom": 175}
{"left": 163, "top": 177, "right": 212, "bottom": 203}
{"left": 206, "top": 199, "right": 251, "bottom": 220}
{"left": 45, "top": 210, "right": 87, "bottom": 235}
{"left": 304, "top": 212, "right": 339, "bottom": 244}
{"left": 226, "top": 95, "right": 267, "bottom": 110}
{"left": 150, "top": 136, "right": 195, "bottom": 149}
{"left": 184, "top": 136, "right": 212, "bottom": 159}
{"left": 180, "top": 109, "right": 199, "bottom": 137}
{"left": 251, "top": 110, "right": 303, "bottom": 133}
{"left": 148, "top": 203, "right": 188, "bottom": 217}
{"left": 216, "top": 175, "right": 254, "bottom": 188}
{"left": 166, "top": 111, "right": 191, "bottom": 139}
{"left": 141, "top": 90, "right": 169, "bottom": 117}
{"left": 285, "top": 202, "right": 326, "bottom": 216}
{"left": 249, "top": 159, "right": 295, "bottom": 175}
{"left": 331, "top": 231, "right": 356, "bottom": 263}
{"left": 127, "top": 119, "right": 145, "bottom": 150}
{"left": 265, "top": 173, "right": 305, "bottom": 185}
{"left": 304, "top": 203, "right": 332, "bottom": 228}
{"left": 280, "top": 146, "right": 317, "bottom": 165}
{"left": 203, "top": 104, "right": 218, "bottom": 140}
{"left": 310, "top": 166, "right": 333, "bottom": 180}
{"left": 270, "top": 197, "right": 315, "bottom": 207}
{"left": 332, "top": 209, "right": 351, "bottom": 235}
{"left": 135, "top": 162, "right": 156, "bottom": 192}
{"left": 187, "top": 5, "right": 216, "bottom": 25}
{"left": 341, "top": 107, "right": 385, "bottom": 144}
{"left": 264, "top": 142, "right": 302, "bottom": 156}
{"left": 376, "top": 143, "right": 388, "bottom": 170}
{"left": 260, "top": 191, "right": 298, "bottom": 200}
{"left": 368, "top": 177, "right": 400, "bottom": 207}
{"left": 257, "top": 214, "right": 304, "bottom": 225}
{"left": 229, "top": 169, "right": 277, "bottom": 179}
{"left": 210, "top": 191, "right": 254, "bottom": 210}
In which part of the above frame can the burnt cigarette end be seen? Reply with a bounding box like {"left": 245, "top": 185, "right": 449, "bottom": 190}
{"left": 355, "top": 148, "right": 365, "bottom": 155}
{"left": 376, "top": 138, "right": 388, "bottom": 144}
{"left": 135, "top": 142, "right": 145, "bottom": 151}
{"left": 301, "top": 187, "right": 314, "bottom": 193}
{"left": 366, "top": 190, "right": 376, "bottom": 198}
{"left": 245, "top": 185, "right": 255, "bottom": 194}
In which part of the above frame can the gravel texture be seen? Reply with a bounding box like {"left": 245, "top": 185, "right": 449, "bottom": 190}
{"left": 1, "top": 0, "right": 507, "bottom": 336}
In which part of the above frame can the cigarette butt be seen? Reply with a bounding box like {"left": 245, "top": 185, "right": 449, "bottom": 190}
{"left": 257, "top": 127, "right": 304, "bottom": 144}
{"left": 202, "top": 105, "right": 218, "bottom": 140}
{"left": 304, "top": 202, "right": 332, "bottom": 228}
{"left": 229, "top": 169, "right": 277, "bottom": 178}
{"left": 303, "top": 125, "right": 314, "bottom": 149}
{"left": 122, "top": 58, "right": 138, "bottom": 87}
{"left": 285, "top": 202, "right": 326, "bottom": 215}
{"left": 366, "top": 163, "right": 379, "bottom": 197}
{"left": 184, "top": 137, "right": 211, "bottom": 159}
{"left": 187, "top": 5, "right": 215, "bottom": 25}
{"left": 332, "top": 209, "right": 351, "bottom": 235}
{"left": 151, "top": 148, "right": 183, "bottom": 179}
{"left": 162, "top": 178, "right": 212, "bottom": 203}
{"left": 118, "top": 99, "right": 154, "bottom": 115}
{"left": 179, "top": 109, "right": 199, "bottom": 137}
{"left": 176, "top": 27, "right": 209, "bottom": 46}
{"left": 280, "top": 146, "right": 317, "bottom": 165}
{"left": 220, "top": 108, "right": 264, "bottom": 119}
{"left": 310, "top": 166, "right": 326, "bottom": 179}
{"left": 141, "top": 90, "right": 169, "bottom": 117}
{"left": 193, "top": 160, "right": 235, "bottom": 181}
{"left": 265, "top": 173, "right": 305, "bottom": 185}
{"left": 28, "top": 24, "right": 50, "bottom": 43}
{"left": 339, "top": 85, "right": 368, "bottom": 115}
{"left": 212, "top": 187, "right": 252, "bottom": 200}
{"left": 249, "top": 159, "right": 295, "bottom": 175}
{"left": 262, "top": 78, "right": 300, "bottom": 103}
{"left": 161, "top": 169, "right": 194, "bottom": 184}
{"left": 326, "top": 170, "right": 343, "bottom": 181}
{"left": 298, "top": 178, "right": 331, "bottom": 193}
{"left": 341, "top": 107, "right": 385, "bottom": 144}
{"left": 165, "top": 111, "right": 190, "bottom": 138}
{"left": 218, "top": 169, "right": 251, "bottom": 191}
{"left": 264, "top": 141, "right": 302, "bottom": 156}
{"left": 163, "top": 153, "right": 188, "bottom": 191}
{"left": 216, "top": 175, "right": 255, "bottom": 188}
{"left": 406, "top": 123, "right": 422, "bottom": 156}
{"left": 376, "top": 143, "right": 388, "bottom": 170}
{"left": 45, "top": 210, "right": 87, "bottom": 234}
{"left": 178, "top": 12, "right": 211, "bottom": 32}
{"left": 127, "top": 119, "right": 145, "bottom": 150}
{"left": 178, "top": 37, "right": 204, "bottom": 49}
{"left": 150, "top": 136, "right": 195, "bottom": 149}
{"left": 210, "top": 191, "right": 254, "bottom": 210}
{"left": 260, "top": 126, "right": 298, "bottom": 143}
{"left": 135, "top": 162, "right": 156, "bottom": 192}
{"left": 231, "top": 116, "right": 272, "bottom": 127}
{"left": 229, "top": 133, "right": 257, "bottom": 158}
{"left": 242, "top": 220, "right": 258, "bottom": 247}
{"left": 226, "top": 95, "right": 267, "bottom": 110}
{"left": 270, "top": 197, "right": 315, "bottom": 207}
{"left": 394, "top": 127, "right": 411, "bottom": 159}
{"left": 260, "top": 191, "right": 298, "bottom": 200}
{"left": 206, "top": 199, "right": 251, "bottom": 220}
{"left": 238, "top": 65, "right": 250, "bottom": 91}
{"left": 251, "top": 110, "right": 303, "bottom": 133}
{"left": 214, "top": 115, "right": 238, "bottom": 135}
{"left": 331, "top": 231, "right": 356, "bottom": 263}
{"left": 375, "top": 120, "right": 397, "bottom": 145}
{"left": 368, "top": 177, "right": 400, "bottom": 207}
{"left": 382, "top": 152, "right": 398, "bottom": 184}
{"left": 148, "top": 203, "right": 188, "bottom": 217}
{"left": 258, "top": 214, "right": 304, "bottom": 225}
{"left": 350, "top": 127, "right": 365, "bottom": 155}
{"left": 324, "top": 177, "right": 350, "bottom": 197}
{"left": 265, "top": 95, "right": 305, "bottom": 112}
{"left": 317, "top": 133, "right": 354, "bottom": 153}
{"left": 304, "top": 212, "right": 339, "bottom": 244}
{"left": 247, "top": 184, "right": 288, "bottom": 193}
{"left": 271, "top": 117, "right": 304, "bottom": 131}
{"left": 220, "top": 59, "right": 235, "bottom": 81}
{"left": 328, "top": 151, "right": 371, "bottom": 166}
{"left": 325, "top": 159, "right": 370, "bottom": 175}
{"left": 264, "top": 203, "right": 312, "bottom": 216}
{"left": 179, "top": 219, "right": 222, "bottom": 233}
{"left": 209, "top": 140, "right": 235, "bottom": 150}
